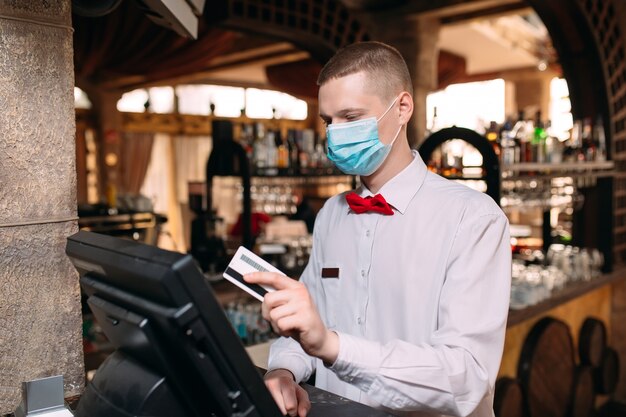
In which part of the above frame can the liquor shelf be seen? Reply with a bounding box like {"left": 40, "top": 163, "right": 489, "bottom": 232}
{"left": 501, "top": 161, "right": 615, "bottom": 179}
{"left": 251, "top": 166, "right": 348, "bottom": 177}
{"left": 502, "top": 161, "right": 614, "bottom": 172}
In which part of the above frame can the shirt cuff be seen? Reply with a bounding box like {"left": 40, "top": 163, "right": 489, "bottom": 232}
{"left": 267, "top": 353, "right": 312, "bottom": 384}
{"left": 328, "top": 332, "right": 382, "bottom": 390}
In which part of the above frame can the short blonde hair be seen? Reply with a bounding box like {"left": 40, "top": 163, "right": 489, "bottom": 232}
{"left": 317, "top": 41, "right": 413, "bottom": 101}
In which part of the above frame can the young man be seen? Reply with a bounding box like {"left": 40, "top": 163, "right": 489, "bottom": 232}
{"left": 245, "top": 41, "right": 511, "bottom": 417}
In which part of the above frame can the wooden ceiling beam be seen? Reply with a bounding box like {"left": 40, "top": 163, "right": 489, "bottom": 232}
{"left": 206, "top": 42, "right": 298, "bottom": 69}
{"left": 378, "top": 0, "right": 528, "bottom": 20}
{"left": 115, "top": 50, "right": 310, "bottom": 91}
{"left": 441, "top": 4, "right": 532, "bottom": 24}
{"left": 97, "top": 40, "right": 306, "bottom": 91}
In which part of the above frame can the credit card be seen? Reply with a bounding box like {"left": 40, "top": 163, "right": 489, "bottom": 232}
{"left": 223, "top": 246, "right": 283, "bottom": 301}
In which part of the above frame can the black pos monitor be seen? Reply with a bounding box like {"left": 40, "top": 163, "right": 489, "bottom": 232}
{"left": 66, "top": 231, "right": 282, "bottom": 417}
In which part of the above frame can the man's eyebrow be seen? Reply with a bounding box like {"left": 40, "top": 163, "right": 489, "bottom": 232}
{"left": 319, "top": 107, "right": 368, "bottom": 119}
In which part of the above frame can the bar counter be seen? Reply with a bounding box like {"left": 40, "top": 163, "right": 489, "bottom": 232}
{"left": 499, "top": 267, "right": 626, "bottom": 380}
{"left": 507, "top": 268, "right": 626, "bottom": 327}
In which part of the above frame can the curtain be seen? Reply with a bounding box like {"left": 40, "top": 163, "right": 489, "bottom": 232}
{"left": 120, "top": 132, "right": 154, "bottom": 195}
{"left": 174, "top": 135, "right": 213, "bottom": 203}
{"left": 174, "top": 135, "right": 243, "bottom": 230}
{"left": 141, "top": 134, "right": 185, "bottom": 252}
{"left": 140, "top": 134, "right": 244, "bottom": 252}
{"left": 174, "top": 135, "right": 213, "bottom": 247}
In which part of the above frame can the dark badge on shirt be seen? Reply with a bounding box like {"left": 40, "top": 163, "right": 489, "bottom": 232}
{"left": 321, "top": 267, "right": 340, "bottom": 279}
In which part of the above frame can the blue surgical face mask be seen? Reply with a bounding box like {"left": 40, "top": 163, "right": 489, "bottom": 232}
{"left": 326, "top": 96, "right": 402, "bottom": 176}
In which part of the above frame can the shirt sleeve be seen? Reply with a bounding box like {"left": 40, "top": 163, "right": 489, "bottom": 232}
{"left": 266, "top": 207, "right": 326, "bottom": 383}
{"left": 329, "top": 209, "right": 511, "bottom": 417}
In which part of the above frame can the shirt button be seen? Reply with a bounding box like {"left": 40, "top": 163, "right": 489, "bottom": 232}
{"left": 366, "top": 230, "right": 371, "bottom": 237}
{"left": 357, "top": 317, "right": 362, "bottom": 324}
{"left": 360, "top": 269, "right": 365, "bottom": 277}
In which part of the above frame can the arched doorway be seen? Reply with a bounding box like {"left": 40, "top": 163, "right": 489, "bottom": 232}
{"left": 527, "top": 0, "right": 624, "bottom": 268}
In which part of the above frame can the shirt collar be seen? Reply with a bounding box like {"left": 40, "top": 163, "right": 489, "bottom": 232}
{"left": 357, "top": 150, "right": 428, "bottom": 215}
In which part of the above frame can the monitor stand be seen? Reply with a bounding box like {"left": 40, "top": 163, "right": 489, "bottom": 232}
{"left": 74, "top": 351, "right": 188, "bottom": 417}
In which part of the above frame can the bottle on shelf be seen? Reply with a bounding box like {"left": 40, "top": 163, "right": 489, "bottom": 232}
{"left": 299, "top": 129, "right": 315, "bottom": 169}
{"left": 499, "top": 116, "right": 513, "bottom": 141}
{"left": 594, "top": 115, "right": 607, "bottom": 162}
{"left": 532, "top": 111, "right": 547, "bottom": 163}
{"left": 265, "top": 130, "right": 278, "bottom": 168}
{"left": 545, "top": 121, "right": 563, "bottom": 163}
{"left": 311, "top": 138, "right": 326, "bottom": 169}
{"left": 565, "top": 119, "right": 585, "bottom": 163}
{"left": 425, "top": 106, "right": 439, "bottom": 137}
{"left": 441, "top": 140, "right": 463, "bottom": 177}
{"left": 277, "top": 132, "right": 289, "bottom": 169}
{"left": 511, "top": 110, "right": 528, "bottom": 163}
{"left": 517, "top": 114, "right": 535, "bottom": 163}
{"left": 105, "top": 181, "right": 118, "bottom": 215}
{"left": 486, "top": 120, "right": 501, "bottom": 157}
{"left": 240, "top": 123, "right": 254, "bottom": 161}
{"left": 500, "top": 117, "right": 518, "bottom": 166}
{"left": 582, "top": 117, "right": 596, "bottom": 162}
{"left": 287, "top": 129, "right": 300, "bottom": 170}
{"left": 253, "top": 123, "right": 267, "bottom": 169}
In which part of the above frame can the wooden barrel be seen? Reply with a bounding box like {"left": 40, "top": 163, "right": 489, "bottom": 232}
{"left": 569, "top": 366, "right": 595, "bottom": 417}
{"left": 579, "top": 318, "right": 607, "bottom": 368}
{"left": 518, "top": 317, "right": 576, "bottom": 417}
{"left": 494, "top": 377, "right": 524, "bottom": 417}
{"left": 593, "top": 347, "right": 620, "bottom": 395}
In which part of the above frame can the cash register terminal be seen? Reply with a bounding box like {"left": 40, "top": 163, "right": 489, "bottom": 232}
{"left": 66, "top": 231, "right": 392, "bottom": 417}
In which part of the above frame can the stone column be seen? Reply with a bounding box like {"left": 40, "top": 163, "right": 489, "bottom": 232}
{"left": 368, "top": 15, "right": 440, "bottom": 148}
{"left": 0, "top": 1, "right": 84, "bottom": 414}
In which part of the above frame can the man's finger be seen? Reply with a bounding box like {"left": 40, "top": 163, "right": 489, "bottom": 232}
{"left": 275, "top": 315, "right": 300, "bottom": 335}
{"left": 268, "top": 316, "right": 298, "bottom": 338}
{"left": 280, "top": 382, "right": 299, "bottom": 416}
{"left": 265, "top": 379, "right": 287, "bottom": 415}
{"left": 263, "top": 290, "right": 295, "bottom": 309}
{"left": 268, "top": 302, "right": 299, "bottom": 325}
{"left": 296, "top": 385, "right": 311, "bottom": 417}
{"left": 261, "top": 300, "right": 271, "bottom": 322}
{"left": 244, "top": 271, "right": 299, "bottom": 290}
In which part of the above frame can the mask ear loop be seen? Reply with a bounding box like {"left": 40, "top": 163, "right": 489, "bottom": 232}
{"left": 376, "top": 95, "right": 401, "bottom": 122}
{"left": 378, "top": 95, "right": 403, "bottom": 148}
{"left": 389, "top": 125, "right": 403, "bottom": 145}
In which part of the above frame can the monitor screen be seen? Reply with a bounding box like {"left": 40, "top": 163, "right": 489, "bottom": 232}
{"left": 66, "top": 230, "right": 282, "bottom": 417}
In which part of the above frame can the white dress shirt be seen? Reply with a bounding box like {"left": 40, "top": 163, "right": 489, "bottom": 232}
{"left": 268, "top": 151, "right": 511, "bottom": 417}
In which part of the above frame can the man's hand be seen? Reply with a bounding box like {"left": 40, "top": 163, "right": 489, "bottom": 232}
{"left": 264, "top": 369, "right": 311, "bottom": 417}
{"left": 244, "top": 272, "right": 339, "bottom": 364}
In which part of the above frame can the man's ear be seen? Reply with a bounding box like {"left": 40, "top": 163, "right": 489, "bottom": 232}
{"left": 398, "top": 91, "right": 414, "bottom": 124}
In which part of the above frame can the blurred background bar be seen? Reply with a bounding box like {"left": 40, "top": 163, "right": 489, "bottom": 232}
{"left": 4, "top": 0, "right": 626, "bottom": 415}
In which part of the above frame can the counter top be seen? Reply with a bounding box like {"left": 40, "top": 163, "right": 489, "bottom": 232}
{"left": 507, "top": 267, "right": 626, "bottom": 327}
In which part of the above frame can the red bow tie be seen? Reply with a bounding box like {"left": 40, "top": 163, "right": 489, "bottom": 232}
{"left": 345, "top": 192, "right": 394, "bottom": 215}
